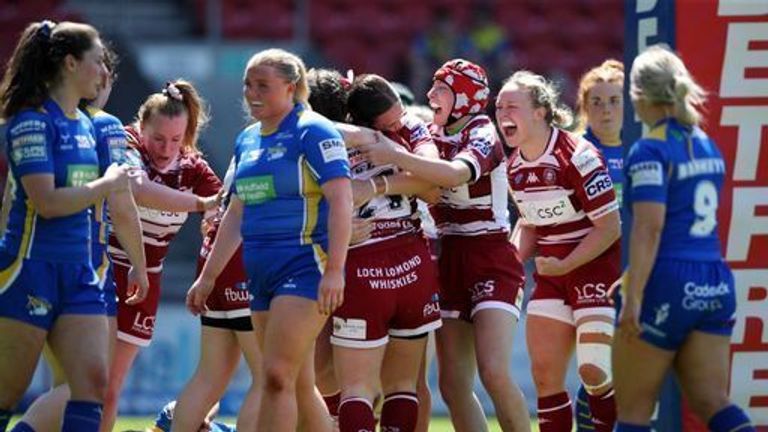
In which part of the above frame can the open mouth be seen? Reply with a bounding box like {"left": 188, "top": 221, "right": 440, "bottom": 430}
{"left": 250, "top": 101, "right": 264, "bottom": 108}
{"left": 430, "top": 103, "right": 443, "bottom": 117}
{"left": 500, "top": 120, "right": 518, "bottom": 138}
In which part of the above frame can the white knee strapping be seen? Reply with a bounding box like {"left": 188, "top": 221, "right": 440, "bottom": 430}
{"left": 576, "top": 319, "right": 614, "bottom": 393}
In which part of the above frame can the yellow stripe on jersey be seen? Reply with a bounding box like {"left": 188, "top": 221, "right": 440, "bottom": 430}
{"left": 646, "top": 122, "right": 668, "bottom": 141}
{"left": 299, "top": 155, "right": 322, "bottom": 246}
{"left": 95, "top": 198, "right": 108, "bottom": 244}
{"left": 312, "top": 243, "right": 328, "bottom": 273}
{"left": 0, "top": 172, "right": 17, "bottom": 236}
{"left": 0, "top": 203, "right": 36, "bottom": 294}
{"left": 94, "top": 250, "right": 111, "bottom": 289}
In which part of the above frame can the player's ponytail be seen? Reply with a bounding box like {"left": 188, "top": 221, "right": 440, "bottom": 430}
{"left": 1, "top": 21, "right": 99, "bottom": 119}
{"left": 630, "top": 44, "right": 706, "bottom": 126}
{"left": 137, "top": 79, "right": 210, "bottom": 155}
{"left": 502, "top": 70, "right": 574, "bottom": 129}
{"left": 246, "top": 48, "right": 309, "bottom": 107}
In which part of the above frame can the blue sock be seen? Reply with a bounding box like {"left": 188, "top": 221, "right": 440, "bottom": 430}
{"left": 615, "top": 422, "right": 651, "bottom": 432}
{"left": 9, "top": 422, "right": 35, "bottom": 432}
{"left": 0, "top": 409, "right": 11, "bottom": 432}
{"left": 62, "top": 400, "right": 103, "bottom": 432}
{"left": 708, "top": 404, "right": 754, "bottom": 432}
{"left": 210, "top": 422, "right": 236, "bottom": 432}
{"left": 574, "top": 385, "right": 593, "bottom": 431}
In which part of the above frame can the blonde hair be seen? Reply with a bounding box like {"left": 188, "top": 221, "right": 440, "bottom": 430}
{"left": 575, "top": 59, "right": 624, "bottom": 132}
{"left": 501, "top": 70, "right": 573, "bottom": 129}
{"left": 246, "top": 48, "right": 309, "bottom": 106}
{"left": 630, "top": 45, "right": 706, "bottom": 126}
{"left": 136, "top": 79, "right": 209, "bottom": 155}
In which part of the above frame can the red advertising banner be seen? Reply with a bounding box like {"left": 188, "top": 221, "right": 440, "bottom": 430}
{"left": 676, "top": 1, "right": 768, "bottom": 430}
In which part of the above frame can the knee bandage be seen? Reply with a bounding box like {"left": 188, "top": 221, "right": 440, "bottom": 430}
{"left": 576, "top": 319, "right": 614, "bottom": 393}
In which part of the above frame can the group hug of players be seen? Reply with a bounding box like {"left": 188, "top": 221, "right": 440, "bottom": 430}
{"left": 0, "top": 19, "right": 756, "bottom": 432}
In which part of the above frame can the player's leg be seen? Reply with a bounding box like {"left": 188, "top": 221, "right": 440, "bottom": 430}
{"left": 435, "top": 319, "right": 488, "bottom": 432}
{"left": 525, "top": 311, "right": 575, "bottom": 432}
{"left": 414, "top": 334, "right": 435, "bottom": 432}
{"left": 379, "top": 336, "right": 428, "bottom": 432}
{"left": 234, "top": 322, "right": 262, "bottom": 432}
{"left": 47, "top": 313, "right": 110, "bottom": 432}
{"left": 315, "top": 321, "right": 340, "bottom": 419}
{"left": 100, "top": 340, "right": 140, "bottom": 432}
{"left": 0, "top": 319, "right": 46, "bottom": 431}
{"left": 574, "top": 309, "right": 617, "bottom": 432}
{"left": 256, "top": 296, "right": 330, "bottom": 431}
{"left": 474, "top": 308, "right": 529, "bottom": 432}
{"left": 674, "top": 331, "right": 754, "bottom": 431}
{"left": 171, "top": 326, "right": 240, "bottom": 432}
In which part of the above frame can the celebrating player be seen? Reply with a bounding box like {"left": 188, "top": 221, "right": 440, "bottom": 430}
{"left": 361, "top": 59, "right": 529, "bottom": 432}
{"left": 613, "top": 45, "right": 754, "bottom": 432}
{"left": 499, "top": 71, "right": 620, "bottom": 432}
{"left": 186, "top": 48, "right": 352, "bottom": 431}
{"left": 0, "top": 21, "right": 138, "bottom": 432}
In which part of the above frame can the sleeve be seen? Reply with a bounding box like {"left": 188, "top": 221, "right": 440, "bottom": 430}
{"left": 625, "top": 139, "right": 669, "bottom": 204}
{"left": 453, "top": 121, "right": 503, "bottom": 183}
{"left": 230, "top": 131, "right": 246, "bottom": 198}
{"left": 93, "top": 115, "right": 128, "bottom": 174}
{"left": 404, "top": 115, "right": 435, "bottom": 154}
{"left": 6, "top": 113, "right": 55, "bottom": 178}
{"left": 301, "top": 118, "right": 351, "bottom": 185}
{"left": 191, "top": 157, "right": 222, "bottom": 197}
{"left": 567, "top": 142, "right": 619, "bottom": 221}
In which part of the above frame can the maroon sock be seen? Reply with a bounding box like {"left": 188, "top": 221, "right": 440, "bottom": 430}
{"left": 538, "top": 392, "right": 573, "bottom": 432}
{"left": 323, "top": 391, "right": 341, "bottom": 417}
{"left": 380, "top": 392, "right": 419, "bottom": 432}
{"left": 338, "top": 398, "right": 375, "bottom": 432}
{"left": 587, "top": 388, "right": 617, "bottom": 432}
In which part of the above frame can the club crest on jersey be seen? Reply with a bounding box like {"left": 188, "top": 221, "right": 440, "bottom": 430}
{"left": 267, "top": 144, "right": 287, "bottom": 161}
{"left": 243, "top": 149, "right": 264, "bottom": 162}
{"left": 513, "top": 172, "right": 524, "bottom": 185}
{"left": 544, "top": 169, "right": 556, "bottom": 185}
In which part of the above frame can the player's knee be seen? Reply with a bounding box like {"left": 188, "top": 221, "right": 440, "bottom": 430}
{"left": 530, "top": 358, "right": 561, "bottom": 389}
{"left": 576, "top": 320, "right": 614, "bottom": 394}
{"left": 263, "top": 362, "right": 295, "bottom": 394}
{"left": 478, "top": 360, "right": 510, "bottom": 394}
{"left": 78, "top": 363, "right": 109, "bottom": 402}
{"left": 686, "top": 390, "right": 730, "bottom": 420}
{"left": 438, "top": 373, "right": 470, "bottom": 406}
{"left": 578, "top": 363, "right": 609, "bottom": 392}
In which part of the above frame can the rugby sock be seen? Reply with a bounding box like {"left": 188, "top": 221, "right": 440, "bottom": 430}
{"left": 708, "top": 404, "right": 755, "bottom": 432}
{"left": 61, "top": 400, "right": 102, "bottom": 432}
{"left": 537, "top": 392, "right": 573, "bottom": 432}
{"left": 0, "top": 409, "right": 11, "bottom": 432}
{"left": 586, "top": 388, "right": 616, "bottom": 431}
{"left": 615, "top": 422, "right": 651, "bottom": 432}
{"left": 322, "top": 391, "right": 341, "bottom": 417}
{"left": 380, "top": 392, "right": 418, "bottom": 432}
{"left": 9, "top": 422, "right": 35, "bottom": 432}
{"left": 574, "top": 385, "right": 593, "bottom": 431}
{"left": 338, "top": 397, "right": 375, "bottom": 432}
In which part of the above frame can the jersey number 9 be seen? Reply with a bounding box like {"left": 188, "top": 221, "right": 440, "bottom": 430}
{"left": 690, "top": 180, "right": 718, "bottom": 237}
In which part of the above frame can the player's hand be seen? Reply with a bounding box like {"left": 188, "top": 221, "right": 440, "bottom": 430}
{"left": 350, "top": 217, "right": 373, "bottom": 246}
{"left": 125, "top": 266, "right": 150, "bottom": 305}
{"left": 186, "top": 275, "right": 215, "bottom": 316}
{"left": 359, "top": 132, "right": 402, "bottom": 166}
{"left": 605, "top": 271, "right": 627, "bottom": 306}
{"left": 198, "top": 190, "right": 223, "bottom": 212}
{"left": 351, "top": 179, "right": 375, "bottom": 208}
{"left": 617, "top": 296, "right": 642, "bottom": 340}
{"left": 103, "top": 163, "right": 131, "bottom": 193}
{"left": 535, "top": 256, "right": 570, "bottom": 276}
{"left": 318, "top": 267, "right": 344, "bottom": 315}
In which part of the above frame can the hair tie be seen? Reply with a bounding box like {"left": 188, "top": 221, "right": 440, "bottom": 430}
{"left": 36, "top": 20, "right": 56, "bottom": 40}
{"left": 163, "top": 82, "right": 183, "bottom": 101}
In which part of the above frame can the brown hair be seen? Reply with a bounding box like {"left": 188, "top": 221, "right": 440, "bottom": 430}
{"left": 246, "top": 48, "right": 309, "bottom": 106}
{"left": 1, "top": 21, "right": 99, "bottom": 118}
{"left": 136, "top": 79, "right": 209, "bottom": 155}
{"left": 575, "top": 59, "right": 624, "bottom": 132}
{"left": 347, "top": 74, "right": 400, "bottom": 128}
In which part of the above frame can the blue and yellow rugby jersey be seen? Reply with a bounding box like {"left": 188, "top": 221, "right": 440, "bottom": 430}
{"left": 0, "top": 99, "right": 99, "bottom": 264}
{"left": 584, "top": 127, "right": 624, "bottom": 206}
{"left": 86, "top": 106, "right": 127, "bottom": 283}
{"left": 233, "top": 104, "right": 350, "bottom": 248}
{"left": 625, "top": 118, "right": 725, "bottom": 261}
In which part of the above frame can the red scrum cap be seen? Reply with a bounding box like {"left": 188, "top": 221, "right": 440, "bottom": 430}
{"left": 433, "top": 59, "right": 490, "bottom": 122}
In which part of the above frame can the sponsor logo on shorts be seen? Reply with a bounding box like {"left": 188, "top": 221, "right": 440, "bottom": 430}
{"left": 423, "top": 293, "right": 440, "bottom": 317}
{"left": 132, "top": 312, "right": 156, "bottom": 336}
{"left": 682, "top": 281, "right": 729, "bottom": 311}
{"left": 654, "top": 303, "right": 670, "bottom": 326}
{"left": 26, "top": 295, "right": 51, "bottom": 316}
{"left": 224, "top": 286, "right": 250, "bottom": 303}
{"left": 573, "top": 283, "right": 609, "bottom": 305}
{"left": 332, "top": 317, "right": 367, "bottom": 340}
{"left": 470, "top": 280, "right": 495, "bottom": 302}
{"left": 357, "top": 255, "right": 422, "bottom": 290}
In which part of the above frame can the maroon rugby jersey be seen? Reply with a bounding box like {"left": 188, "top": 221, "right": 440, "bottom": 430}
{"left": 349, "top": 112, "right": 435, "bottom": 247}
{"left": 429, "top": 115, "right": 509, "bottom": 237}
{"left": 108, "top": 126, "right": 221, "bottom": 272}
{"left": 507, "top": 128, "right": 619, "bottom": 256}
